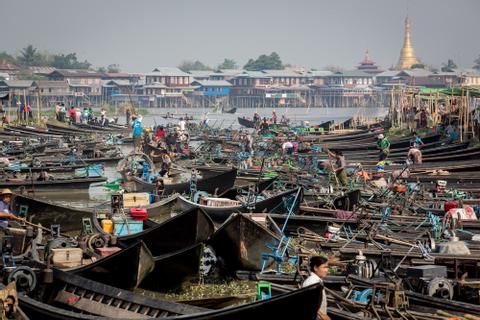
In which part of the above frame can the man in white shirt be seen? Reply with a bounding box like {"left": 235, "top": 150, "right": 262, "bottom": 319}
{"left": 303, "top": 256, "right": 330, "bottom": 320}
{"left": 179, "top": 119, "right": 186, "bottom": 132}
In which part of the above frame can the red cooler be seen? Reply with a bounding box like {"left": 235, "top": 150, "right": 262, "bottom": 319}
{"left": 444, "top": 201, "right": 458, "bottom": 213}
{"left": 129, "top": 208, "right": 148, "bottom": 221}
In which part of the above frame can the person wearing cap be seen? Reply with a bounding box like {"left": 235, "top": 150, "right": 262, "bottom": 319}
{"left": 376, "top": 134, "right": 390, "bottom": 161}
{"left": 0, "top": 189, "right": 18, "bottom": 223}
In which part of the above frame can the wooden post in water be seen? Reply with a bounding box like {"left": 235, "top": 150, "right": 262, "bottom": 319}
{"left": 36, "top": 88, "right": 41, "bottom": 125}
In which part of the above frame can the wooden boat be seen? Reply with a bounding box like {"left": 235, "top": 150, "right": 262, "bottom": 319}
{"left": 73, "top": 123, "right": 128, "bottom": 133}
{"left": 17, "top": 269, "right": 322, "bottom": 320}
{"left": 237, "top": 117, "right": 256, "bottom": 128}
{"left": 92, "top": 207, "right": 215, "bottom": 257}
{"left": 11, "top": 193, "right": 104, "bottom": 232}
{"left": 68, "top": 241, "right": 154, "bottom": 290}
{"left": 348, "top": 275, "right": 480, "bottom": 317}
{"left": 331, "top": 133, "right": 441, "bottom": 151}
{"left": 318, "top": 120, "right": 334, "bottom": 131}
{"left": 208, "top": 213, "right": 281, "bottom": 272}
{"left": 18, "top": 268, "right": 208, "bottom": 320}
{"left": 0, "top": 176, "right": 107, "bottom": 191}
{"left": 120, "top": 208, "right": 214, "bottom": 256}
{"left": 140, "top": 242, "right": 205, "bottom": 290}
{"left": 177, "top": 187, "right": 303, "bottom": 223}
{"left": 127, "top": 167, "right": 237, "bottom": 195}
{"left": 222, "top": 107, "right": 237, "bottom": 114}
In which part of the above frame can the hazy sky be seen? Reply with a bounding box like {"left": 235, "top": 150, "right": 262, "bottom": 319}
{"left": 2, "top": 0, "right": 479, "bottom": 72}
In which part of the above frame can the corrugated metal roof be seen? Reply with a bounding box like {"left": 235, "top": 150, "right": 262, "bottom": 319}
{"left": 212, "top": 69, "right": 244, "bottom": 76}
{"left": 191, "top": 80, "right": 232, "bottom": 87}
{"left": 307, "top": 70, "right": 334, "bottom": 77}
{"left": 50, "top": 69, "right": 103, "bottom": 77}
{"left": 399, "top": 69, "right": 433, "bottom": 77}
{"left": 328, "top": 70, "right": 373, "bottom": 77}
{"left": 262, "top": 70, "right": 304, "bottom": 77}
{"left": 104, "top": 80, "right": 132, "bottom": 86}
{"left": 147, "top": 67, "right": 191, "bottom": 77}
{"left": 0, "top": 80, "right": 34, "bottom": 88}
{"left": 376, "top": 70, "right": 401, "bottom": 77}
{"left": 34, "top": 80, "right": 69, "bottom": 88}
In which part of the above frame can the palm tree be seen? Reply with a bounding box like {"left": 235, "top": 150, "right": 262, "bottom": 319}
{"left": 18, "top": 45, "right": 39, "bottom": 66}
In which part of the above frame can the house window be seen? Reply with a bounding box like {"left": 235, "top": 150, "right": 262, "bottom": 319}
{"left": 49, "top": 88, "right": 52, "bottom": 93}
{"left": 210, "top": 87, "right": 215, "bottom": 92}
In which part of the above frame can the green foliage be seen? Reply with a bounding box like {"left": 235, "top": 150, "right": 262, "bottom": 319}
{"left": 97, "top": 66, "right": 107, "bottom": 73}
{"left": 441, "top": 59, "right": 458, "bottom": 72}
{"left": 474, "top": 54, "right": 480, "bottom": 71}
{"left": 217, "top": 58, "right": 238, "bottom": 70}
{"left": 51, "top": 53, "right": 91, "bottom": 69}
{"left": 17, "top": 45, "right": 44, "bottom": 66}
{"left": 243, "top": 52, "right": 283, "bottom": 71}
{"left": 178, "top": 60, "right": 212, "bottom": 72}
{"left": 11, "top": 45, "right": 91, "bottom": 70}
{"left": 410, "top": 63, "right": 425, "bottom": 69}
{"left": 0, "top": 52, "right": 16, "bottom": 64}
{"left": 106, "top": 64, "right": 121, "bottom": 73}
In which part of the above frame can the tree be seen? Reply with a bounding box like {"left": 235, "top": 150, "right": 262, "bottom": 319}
{"left": 51, "top": 53, "right": 91, "bottom": 69}
{"left": 178, "top": 60, "right": 211, "bottom": 72}
{"left": 217, "top": 58, "right": 238, "bottom": 70}
{"left": 474, "top": 54, "right": 480, "bottom": 71}
{"left": 97, "top": 66, "right": 107, "bottom": 73}
{"left": 243, "top": 52, "right": 283, "bottom": 71}
{"left": 441, "top": 59, "right": 458, "bottom": 72}
{"left": 0, "top": 52, "right": 16, "bottom": 64}
{"left": 17, "top": 45, "right": 43, "bottom": 66}
{"left": 410, "top": 63, "right": 425, "bottom": 69}
{"left": 107, "top": 64, "right": 121, "bottom": 73}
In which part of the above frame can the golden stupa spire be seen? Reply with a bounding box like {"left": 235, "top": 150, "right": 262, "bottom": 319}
{"left": 396, "top": 16, "right": 419, "bottom": 70}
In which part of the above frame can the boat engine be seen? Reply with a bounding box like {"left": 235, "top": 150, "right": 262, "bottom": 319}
{"left": 199, "top": 245, "right": 217, "bottom": 276}
{"left": 404, "top": 265, "right": 453, "bottom": 299}
{"left": 348, "top": 251, "right": 378, "bottom": 279}
{"left": 6, "top": 266, "right": 37, "bottom": 293}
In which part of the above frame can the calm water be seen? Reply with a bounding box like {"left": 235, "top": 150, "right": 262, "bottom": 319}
{"left": 130, "top": 106, "right": 388, "bottom": 128}
{"left": 33, "top": 107, "right": 388, "bottom": 207}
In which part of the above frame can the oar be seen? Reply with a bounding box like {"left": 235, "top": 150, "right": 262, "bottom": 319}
{"left": 12, "top": 216, "right": 70, "bottom": 237}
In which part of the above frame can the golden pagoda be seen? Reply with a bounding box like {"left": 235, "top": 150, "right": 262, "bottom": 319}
{"left": 396, "top": 16, "right": 419, "bottom": 70}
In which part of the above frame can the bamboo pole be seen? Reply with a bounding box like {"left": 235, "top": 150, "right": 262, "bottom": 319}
{"left": 36, "top": 89, "right": 41, "bottom": 125}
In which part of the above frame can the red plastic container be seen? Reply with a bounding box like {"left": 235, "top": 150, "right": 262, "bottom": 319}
{"left": 129, "top": 208, "right": 148, "bottom": 221}
{"left": 96, "top": 247, "right": 121, "bottom": 257}
{"left": 444, "top": 201, "right": 458, "bottom": 213}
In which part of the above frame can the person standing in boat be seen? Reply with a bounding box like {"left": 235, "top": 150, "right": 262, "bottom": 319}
{"left": 126, "top": 107, "right": 131, "bottom": 125}
{"left": 324, "top": 146, "right": 348, "bottom": 186}
{"left": 0, "top": 189, "right": 20, "bottom": 229}
{"left": 376, "top": 134, "right": 390, "bottom": 161}
{"left": 159, "top": 151, "right": 171, "bottom": 177}
{"left": 272, "top": 109, "right": 277, "bottom": 124}
{"left": 303, "top": 256, "right": 330, "bottom": 320}
{"left": 155, "top": 126, "right": 165, "bottom": 145}
{"left": 131, "top": 114, "right": 143, "bottom": 153}
{"left": 100, "top": 108, "right": 107, "bottom": 126}
{"left": 260, "top": 117, "right": 269, "bottom": 133}
{"left": 68, "top": 106, "right": 76, "bottom": 124}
